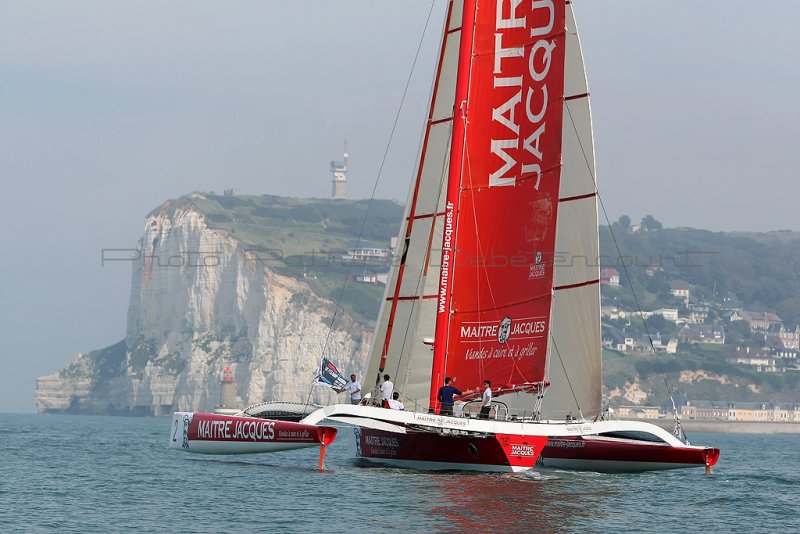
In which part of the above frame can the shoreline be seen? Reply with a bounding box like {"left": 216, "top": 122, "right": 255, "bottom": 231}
{"left": 650, "top": 419, "right": 800, "bottom": 434}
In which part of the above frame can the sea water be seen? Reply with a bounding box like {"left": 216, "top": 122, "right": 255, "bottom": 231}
{"left": 0, "top": 413, "right": 797, "bottom": 533}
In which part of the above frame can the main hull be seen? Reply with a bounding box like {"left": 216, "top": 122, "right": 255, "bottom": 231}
{"left": 169, "top": 412, "right": 337, "bottom": 455}
{"left": 303, "top": 404, "right": 720, "bottom": 473}
{"left": 540, "top": 434, "right": 720, "bottom": 472}
{"left": 355, "top": 427, "right": 547, "bottom": 473}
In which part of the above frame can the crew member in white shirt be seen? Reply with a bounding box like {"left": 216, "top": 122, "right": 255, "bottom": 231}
{"left": 344, "top": 374, "right": 362, "bottom": 405}
{"left": 478, "top": 380, "right": 492, "bottom": 419}
{"left": 387, "top": 391, "right": 405, "bottom": 410}
{"left": 381, "top": 374, "right": 394, "bottom": 408}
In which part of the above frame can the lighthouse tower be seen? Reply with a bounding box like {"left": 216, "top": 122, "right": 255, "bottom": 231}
{"left": 219, "top": 367, "right": 237, "bottom": 409}
{"left": 330, "top": 141, "right": 348, "bottom": 199}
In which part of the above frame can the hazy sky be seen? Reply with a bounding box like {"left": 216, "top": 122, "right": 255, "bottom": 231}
{"left": 1, "top": 0, "right": 798, "bottom": 413}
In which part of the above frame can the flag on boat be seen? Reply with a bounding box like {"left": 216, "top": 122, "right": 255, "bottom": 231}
{"left": 673, "top": 415, "right": 683, "bottom": 440}
{"left": 312, "top": 357, "right": 348, "bottom": 393}
{"left": 670, "top": 398, "right": 686, "bottom": 441}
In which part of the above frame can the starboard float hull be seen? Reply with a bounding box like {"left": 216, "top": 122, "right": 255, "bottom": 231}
{"left": 539, "top": 435, "right": 720, "bottom": 472}
{"left": 169, "top": 412, "right": 337, "bottom": 455}
{"left": 355, "top": 427, "right": 548, "bottom": 473}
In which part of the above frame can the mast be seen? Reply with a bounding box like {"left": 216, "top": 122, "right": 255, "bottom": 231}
{"left": 429, "top": 0, "right": 477, "bottom": 410}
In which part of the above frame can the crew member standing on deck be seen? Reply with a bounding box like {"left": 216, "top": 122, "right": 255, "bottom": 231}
{"left": 437, "top": 377, "right": 462, "bottom": 416}
{"left": 381, "top": 374, "right": 394, "bottom": 408}
{"left": 343, "top": 374, "right": 362, "bottom": 405}
{"left": 478, "top": 380, "right": 492, "bottom": 419}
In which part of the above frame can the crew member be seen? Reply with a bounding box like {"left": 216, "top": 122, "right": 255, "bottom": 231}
{"left": 381, "top": 374, "right": 394, "bottom": 408}
{"left": 344, "top": 374, "right": 362, "bottom": 405}
{"left": 478, "top": 380, "right": 492, "bottom": 419}
{"left": 437, "top": 377, "right": 461, "bottom": 416}
{"left": 387, "top": 391, "right": 405, "bottom": 410}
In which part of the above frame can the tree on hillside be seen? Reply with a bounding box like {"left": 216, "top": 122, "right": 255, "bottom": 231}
{"left": 726, "top": 320, "right": 754, "bottom": 345}
{"left": 618, "top": 215, "right": 631, "bottom": 229}
{"left": 644, "top": 314, "right": 675, "bottom": 335}
{"left": 776, "top": 297, "right": 800, "bottom": 325}
{"left": 641, "top": 214, "right": 663, "bottom": 232}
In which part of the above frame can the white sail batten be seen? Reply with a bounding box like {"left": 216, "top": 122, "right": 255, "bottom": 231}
{"left": 364, "top": 0, "right": 462, "bottom": 407}
{"left": 541, "top": 2, "right": 602, "bottom": 419}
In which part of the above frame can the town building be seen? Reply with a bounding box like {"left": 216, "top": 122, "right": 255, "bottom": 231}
{"left": 669, "top": 281, "right": 691, "bottom": 306}
{"left": 347, "top": 270, "right": 389, "bottom": 285}
{"left": 732, "top": 310, "right": 783, "bottom": 332}
{"left": 681, "top": 401, "right": 800, "bottom": 422}
{"left": 343, "top": 240, "right": 390, "bottom": 263}
{"left": 679, "top": 323, "right": 725, "bottom": 344}
{"left": 686, "top": 303, "right": 710, "bottom": 324}
{"left": 735, "top": 355, "right": 778, "bottom": 372}
{"left": 777, "top": 323, "right": 800, "bottom": 350}
{"left": 600, "top": 268, "right": 620, "bottom": 286}
{"left": 616, "top": 406, "right": 660, "bottom": 419}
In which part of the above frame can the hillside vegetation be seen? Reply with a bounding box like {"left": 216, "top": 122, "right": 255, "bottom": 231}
{"left": 191, "top": 193, "right": 404, "bottom": 325}
{"left": 600, "top": 223, "right": 800, "bottom": 324}
{"left": 600, "top": 218, "right": 800, "bottom": 405}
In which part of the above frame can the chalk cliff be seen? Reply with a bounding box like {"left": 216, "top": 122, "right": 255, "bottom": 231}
{"left": 35, "top": 196, "right": 378, "bottom": 415}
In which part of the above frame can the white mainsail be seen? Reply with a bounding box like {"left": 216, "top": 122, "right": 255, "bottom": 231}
{"left": 541, "top": 3, "right": 602, "bottom": 420}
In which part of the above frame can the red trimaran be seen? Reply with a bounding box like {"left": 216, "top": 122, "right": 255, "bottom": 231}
{"left": 301, "top": 0, "right": 719, "bottom": 472}
{"left": 170, "top": 0, "right": 719, "bottom": 473}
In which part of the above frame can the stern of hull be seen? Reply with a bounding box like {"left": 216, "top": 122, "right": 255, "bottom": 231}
{"left": 540, "top": 435, "right": 720, "bottom": 472}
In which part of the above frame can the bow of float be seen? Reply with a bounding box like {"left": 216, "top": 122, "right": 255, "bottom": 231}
{"left": 169, "top": 412, "right": 338, "bottom": 469}
{"left": 704, "top": 447, "right": 721, "bottom": 475}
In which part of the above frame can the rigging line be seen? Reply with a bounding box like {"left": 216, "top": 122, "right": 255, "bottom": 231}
{"left": 317, "top": 0, "right": 439, "bottom": 363}
{"left": 564, "top": 99, "right": 683, "bottom": 426}
{"left": 303, "top": 374, "right": 316, "bottom": 407}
